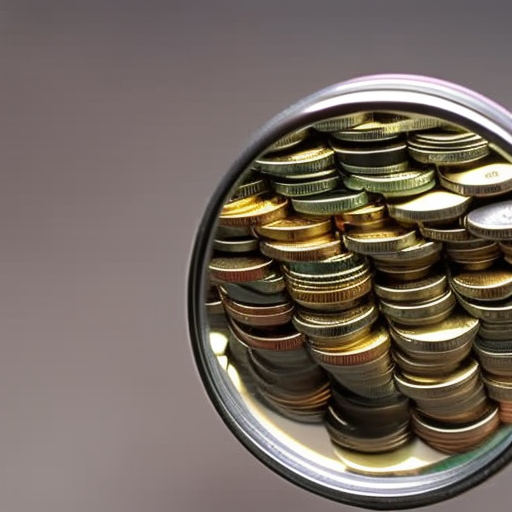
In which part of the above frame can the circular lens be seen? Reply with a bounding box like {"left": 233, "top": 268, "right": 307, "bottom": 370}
{"left": 188, "top": 75, "right": 512, "bottom": 509}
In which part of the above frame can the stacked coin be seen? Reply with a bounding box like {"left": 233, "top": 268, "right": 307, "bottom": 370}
{"left": 205, "top": 110, "right": 512, "bottom": 457}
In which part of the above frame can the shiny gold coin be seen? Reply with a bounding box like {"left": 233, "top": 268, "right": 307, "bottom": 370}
{"left": 291, "top": 189, "right": 369, "bottom": 216}
{"left": 337, "top": 203, "right": 387, "bottom": 226}
{"left": 255, "top": 144, "right": 335, "bottom": 175}
{"left": 209, "top": 255, "right": 274, "bottom": 283}
{"left": 452, "top": 267, "right": 512, "bottom": 301}
{"left": 374, "top": 272, "right": 447, "bottom": 302}
{"left": 309, "top": 325, "right": 391, "bottom": 366}
{"left": 259, "top": 234, "right": 342, "bottom": 262}
{"left": 218, "top": 195, "right": 288, "bottom": 226}
{"left": 387, "top": 190, "right": 472, "bottom": 224}
{"left": 343, "top": 227, "right": 418, "bottom": 254}
{"left": 288, "top": 274, "right": 373, "bottom": 306}
{"left": 254, "top": 216, "right": 332, "bottom": 242}
{"left": 331, "top": 120, "right": 402, "bottom": 142}
{"left": 222, "top": 193, "right": 264, "bottom": 214}
{"left": 438, "top": 161, "right": 512, "bottom": 197}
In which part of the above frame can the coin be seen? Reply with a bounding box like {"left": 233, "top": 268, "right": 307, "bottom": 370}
{"left": 466, "top": 199, "right": 512, "bottom": 239}
{"left": 344, "top": 169, "right": 435, "bottom": 194}
{"left": 313, "top": 112, "right": 372, "bottom": 133}
{"left": 255, "top": 145, "right": 335, "bottom": 174}
{"left": 452, "top": 267, "right": 512, "bottom": 301}
{"left": 379, "top": 290, "right": 456, "bottom": 325}
{"left": 332, "top": 139, "right": 408, "bottom": 168}
{"left": 254, "top": 216, "right": 333, "bottom": 242}
{"left": 219, "top": 195, "right": 288, "bottom": 226}
{"left": 343, "top": 227, "right": 418, "bottom": 254}
{"left": 269, "top": 127, "right": 309, "bottom": 151}
{"left": 374, "top": 272, "right": 447, "bottom": 303}
{"left": 438, "top": 161, "right": 512, "bottom": 196}
{"left": 213, "top": 236, "right": 259, "bottom": 253}
{"left": 260, "top": 234, "right": 342, "bottom": 262}
{"left": 209, "top": 255, "right": 274, "bottom": 283}
{"left": 272, "top": 171, "right": 341, "bottom": 197}
{"left": 387, "top": 190, "right": 472, "bottom": 224}
{"left": 291, "top": 189, "right": 369, "bottom": 215}
{"left": 292, "top": 301, "right": 379, "bottom": 340}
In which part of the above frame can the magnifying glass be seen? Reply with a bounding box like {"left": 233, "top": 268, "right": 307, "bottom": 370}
{"left": 188, "top": 74, "right": 512, "bottom": 510}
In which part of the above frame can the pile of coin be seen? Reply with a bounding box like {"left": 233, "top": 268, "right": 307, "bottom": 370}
{"left": 207, "top": 110, "right": 512, "bottom": 456}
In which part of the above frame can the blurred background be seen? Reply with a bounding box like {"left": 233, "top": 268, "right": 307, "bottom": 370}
{"left": 0, "top": 1, "right": 511, "bottom": 511}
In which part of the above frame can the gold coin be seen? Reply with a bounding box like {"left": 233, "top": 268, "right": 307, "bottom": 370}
{"left": 254, "top": 216, "right": 332, "bottom": 242}
{"left": 309, "top": 325, "right": 391, "bottom": 366}
{"left": 394, "top": 359, "right": 480, "bottom": 400}
{"left": 343, "top": 227, "right": 418, "bottom": 254}
{"left": 452, "top": 267, "right": 512, "bottom": 301}
{"left": 259, "top": 234, "right": 342, "bottom": 262}
{"left": 419, "top": 224, "right": 475, "bottom": 242}
{"left": 292, "top": 301, "right": 379, "bottom": 339}
{"left": 438, "top": 161, "right": 512, "bottom": 197}
{"left": 337, "top": 203, "right": 387, "bottom": 225}
{"left": 255, "top": 144, "right": 335, "bottom": 174}
{"left": 209, "top": 255, "right": 274, "bottom": 283}
{"left": 387, "top": 190, "right": 472, "bottom": 224}
{"left": 374, "top": 272, "right": 447, "bottom": 302}
{"left": 219, "top": 195, "right": 288, "bottom": 226}
{"left": 269, "top": 127, "right": 309, "bottom": 151}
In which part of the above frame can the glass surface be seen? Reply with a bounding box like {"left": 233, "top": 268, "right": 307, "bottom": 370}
{"left": 189, "top": 76, "right": 512, "bottom": 509}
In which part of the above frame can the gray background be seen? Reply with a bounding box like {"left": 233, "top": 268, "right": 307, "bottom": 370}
{"left": 1, "top": 1, "right": 511, "bottom": 511}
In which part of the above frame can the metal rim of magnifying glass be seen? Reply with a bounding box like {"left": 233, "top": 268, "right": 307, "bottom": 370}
{"left": 187, "top": 74, "right": 512, "bottom": 510}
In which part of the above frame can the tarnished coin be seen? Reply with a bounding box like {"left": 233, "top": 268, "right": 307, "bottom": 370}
{"left": 379, "top": 290, "right": 456, "bottom": 325}
{"left": 387, "top": 190, "right": 472, "bottom": 224}
{"left": 466, "top": 199, "right": 512, "bottom": 239}
{"left": 411, "top": 406, "right": 500, "bottom": 454}
{"left": 213, "top": 236, "right": 259, "bottom": 253}
{"left": 209, "top": 255, "right": 274, "bottom": 283}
